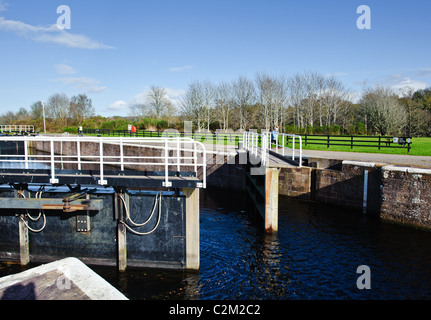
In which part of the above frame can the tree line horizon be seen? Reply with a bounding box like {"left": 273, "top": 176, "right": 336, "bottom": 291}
{"left": 2, "top": 71, "right": 431, "bottom": 137}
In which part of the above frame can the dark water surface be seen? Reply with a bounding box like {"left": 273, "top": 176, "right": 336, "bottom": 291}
{"left": 2, "top": 188, "right": 431, "bottom": 300}
{"left": 99, "top": 189, "right": 431, "bottom": 300}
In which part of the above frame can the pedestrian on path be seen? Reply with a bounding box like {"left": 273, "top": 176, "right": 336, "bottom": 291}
{"left": 271, "top": 126, "right": 279, "bottom": 148}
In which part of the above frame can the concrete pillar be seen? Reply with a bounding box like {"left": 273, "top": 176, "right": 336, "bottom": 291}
{"left": 15, "top": 190, "right": 30, "bottom": 266}
{"left": 265, "top": 167, "right": 279, "bottom": 233}
{"left": 115, "top": 193, "right": 128, "bottom": 272}
{"left": 117, "top": 224, "right": 127, "bottom": 272}
{"left": 183, "top": 188, "right": 199, "bottom": 270}
{"left": 19, "top": 215, "right": 30, "bottom": 266}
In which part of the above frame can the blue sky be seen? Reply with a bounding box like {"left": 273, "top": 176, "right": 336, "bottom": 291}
{"left": 0, "top": 0, "right": 430, "bottom": 117}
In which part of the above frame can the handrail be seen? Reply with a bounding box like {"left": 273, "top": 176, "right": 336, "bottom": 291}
{"left": 266, "top": 132, "right": 303, "bottom": 167}
{"left": 243, "top": 131, "right": 268, "bottom": 166}
{"left": 243, "top": 131, "right": 303, "bottom": 167}
{"left": 0, "top": 136, "right": 207, "bottom": 188}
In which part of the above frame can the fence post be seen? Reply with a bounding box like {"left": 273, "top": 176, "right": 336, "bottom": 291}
{"left": 378, "top": 136, "right": 381, "bottom": 151}
{"left": 327, "top": 135, "right": 330, "bottom": 148}
{"left": 351, "top": 135, "right": 354, "bottom": 149}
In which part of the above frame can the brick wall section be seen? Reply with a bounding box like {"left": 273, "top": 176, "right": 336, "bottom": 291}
{"left": 381, "top": 167, "right": 431, "bottom": 229}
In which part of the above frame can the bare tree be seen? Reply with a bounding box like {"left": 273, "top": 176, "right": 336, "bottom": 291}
{"left": 70, "top": 94, "right": 94, "bottom": 124}
{"left": 180, "top": 80, "right": 206, "bottom": 130}
{"left": 256, "top": 73, "right": 288, "bottom": 130}
{"left": 232, "top": 76, "right": 255, "bottom": 131}
{"left": 214, "top": 81, "right": 233, "bottom": 131}
{"left": 144, "top": 86, "right": 172, "bottom": 119}
{"left": 287, "top": 73, "right": 306, "bottom": 128}
{"left": 321, "top": 76, "right": 348, "bottom": 127}
{"left": 46, "top": 93, "right": 70, "bottom": 125}
{"left": 202, "top": 81, "right": 215, "bottom": 131}
{"left": 360, "top": 86, "right": 406, "bottom": 135}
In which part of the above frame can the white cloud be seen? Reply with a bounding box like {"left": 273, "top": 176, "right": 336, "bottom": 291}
{"left": 169, "top": 65, "right": 194, "bottom": 72}
{"left": 0, "top": 17, "right": 114, "bottom": 49}
{"left": 52, "top": 77, "right": 107, "bottom": 93}
{"left": 107, "top": 100, "right": 129, "bottom": 111}
{"left": 390, "top": 77, "right": 427, "bottom": 92}
{"left": 55, "top": 64, "right": 76, "bottom": 75}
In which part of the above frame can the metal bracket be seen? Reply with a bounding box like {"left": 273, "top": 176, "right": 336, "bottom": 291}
{"left": 76, "top": 214, "right": 91, "bottom": 232}
{"left": 162, "top": 181, "right": 172, "bottom": 187}
{"left": 63, "top": 188, "right": 96, "bottom": 213}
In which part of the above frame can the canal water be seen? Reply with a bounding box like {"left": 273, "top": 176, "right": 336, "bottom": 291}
{"left": 99, "top": 188, "right": 431, "bottom": 300}
{"left": 2, "top": 188, "right": 431, "bottom": 300}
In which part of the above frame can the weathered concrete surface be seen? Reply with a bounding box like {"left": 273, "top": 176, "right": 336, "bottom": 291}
{"left": 0, "top": 257, "right": 127, "bottom": 300}
{"left": 380, "top": 166, "right": 431, "bottom": 230}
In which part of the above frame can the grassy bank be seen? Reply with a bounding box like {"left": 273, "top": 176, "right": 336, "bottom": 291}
{"left": 81, "top": 130, "right": 431, "bottom": 157}
{"left": 286, "top": 136, "right": 431, "bottom": 156}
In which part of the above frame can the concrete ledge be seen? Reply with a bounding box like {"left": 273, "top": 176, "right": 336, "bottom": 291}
{"left": 342, "top": 160, "right": 376, "bottom": 168}
{"left": 0, "top": 257, "right": 128, "bottom": 300}
{"left": 382, "top": 165, "right": 431, "bottom": 175}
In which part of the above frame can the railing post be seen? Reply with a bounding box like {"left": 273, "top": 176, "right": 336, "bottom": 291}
{"left": 98, "top": 137, "right": 107, "bottom": 185}
{"left": 50, "top": 139, "right": 59, "bottom": 184}
{"left": 24, "top": 139, "right": 28, "bottom": 170}
{"left": 163, "top": 140, "right": 172, "bottom": 187}
{"left": 120, "top": 137, "right": 124, "bottom": 171}
{"left": 292, "top": 136, "right": 296, "bottom": 161}
{"left": 299, "top": 136, "right": 303, "bottom": 167}
{"left": 177, "top": 137, "right": 181, "bottom": 173}
{"left": 77, "top": 138, "right": 81, "bottom": 170}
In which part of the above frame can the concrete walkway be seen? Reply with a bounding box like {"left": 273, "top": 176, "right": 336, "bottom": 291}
{"left": 0, "top": 258, "right": 128, "bottom": 300}
{"left": 303, "top": 149, "right": 431, "bottom": 168}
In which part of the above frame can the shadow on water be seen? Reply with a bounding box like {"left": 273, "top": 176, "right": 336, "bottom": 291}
{"left": 3, "top": 188, "right": 431, "bottom": 300}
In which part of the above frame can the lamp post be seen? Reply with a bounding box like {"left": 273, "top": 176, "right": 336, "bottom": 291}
{"left": 41, "top": 101, "right": 46, "bottom": 134}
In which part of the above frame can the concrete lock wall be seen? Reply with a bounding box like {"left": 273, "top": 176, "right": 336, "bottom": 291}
{"left": 278, "top": 160, "right": 431, "bottom": 231}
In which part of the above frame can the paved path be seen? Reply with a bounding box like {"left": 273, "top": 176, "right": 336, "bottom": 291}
{"left": 302, "top": 149, "right": 431, "bottom": 168}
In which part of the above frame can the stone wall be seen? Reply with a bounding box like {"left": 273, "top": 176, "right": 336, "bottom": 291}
{"left": 381, "top": 166, "right": 431, "bottom": 229}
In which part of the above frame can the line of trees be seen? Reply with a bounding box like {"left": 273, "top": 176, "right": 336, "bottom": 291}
{"left": 2, "top": 72, "right": 431, "bottom": 137}
{"left": 179, "top": 72, "right": 431, "bottom": 136}
{"left": 1, "top": 93, "right": 95, "bottom": 132}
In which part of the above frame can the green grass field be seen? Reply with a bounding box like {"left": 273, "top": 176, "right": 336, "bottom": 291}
{"left": 85, "top": 130, "right": 431, "bottom": 157}
{"left": 284, "top": 136, "right": 431, "bottom": 156}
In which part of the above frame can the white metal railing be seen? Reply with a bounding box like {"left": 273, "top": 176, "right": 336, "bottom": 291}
{"left": 1, "top": 125, "right": 35, "bottom": 133}
{"left": 243, "top": 131, "right": 303, "bottom": 167}
{"left": 243, "top": 131, "right": 269, "bottom": 166}
{"left": 265, "top": 132, "right": 303, "bottom": 167}
{"left": 0, "top": 136, "right": 207, "bottom": 188}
